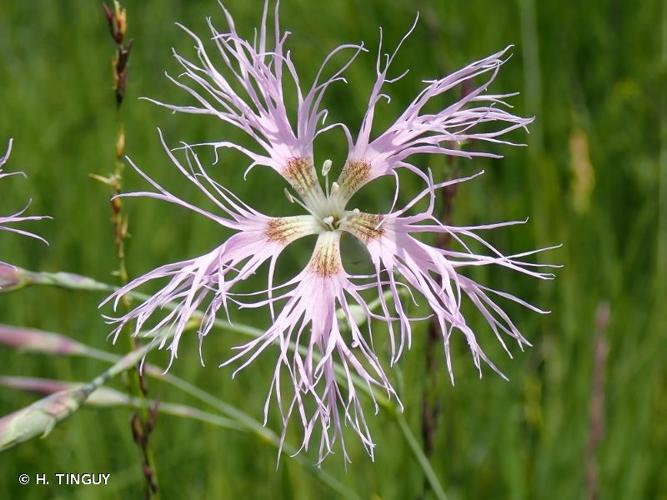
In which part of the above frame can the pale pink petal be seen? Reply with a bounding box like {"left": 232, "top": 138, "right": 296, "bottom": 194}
{"left": 340, "top": 172, "right": 555, "bottom": 382}
{"left": 146, "top": 1, "right": 364, "bottom": 201}
{"left": 0, "top": 139, "right": 48, "bottom": 245}
{"left": 222, "top": 231, "right": 398, "bottom": 462}
{"left": 336, "top": 29, "right": 532, "bottom": 202}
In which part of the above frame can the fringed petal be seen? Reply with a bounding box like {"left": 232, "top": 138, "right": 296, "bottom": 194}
{"left": 148, "top": 0, "right": 363, "bottom": 201}
{"left": 0, "top": 139, "right": 48, "bottom": 245}
{"left": 222, "top": 231, "right": 399, "bottom": 462}
{"left": 338, "top": 32, "right": 532, "bottom": 201}
{"left": 340, "top": 171, "right": 555, "bottom": 382}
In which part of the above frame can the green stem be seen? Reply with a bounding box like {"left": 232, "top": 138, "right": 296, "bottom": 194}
{"left": 395, "top": 411, "right": 448, "bottom": 500}
{"left": 82, "top": 334, "right": 166, "bottom": 396}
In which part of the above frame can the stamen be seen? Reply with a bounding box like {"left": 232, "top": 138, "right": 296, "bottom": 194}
{"left": 322, "top": 159, "right": 333, "bottom": 197}
{"left": 322, "top": 215, "right": 335, "bottom": 230}
{"left": 283, "top": 187, "right": 321, "bottom": 220}
{"left": 321, "top": 159, "right": 332, "bottom": 177}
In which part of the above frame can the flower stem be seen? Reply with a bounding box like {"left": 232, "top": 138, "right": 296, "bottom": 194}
{"left": 96, "top": 2, "right": 160, "bottom": 496}
{"left": 395, "top": 411, "right": 448, "bottom": 500}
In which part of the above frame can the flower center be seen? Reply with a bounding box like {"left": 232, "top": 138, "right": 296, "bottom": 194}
{"left": 283, "top": 156, "right": 352, "bottom": 233}
{"left": 321, "top": 214, "right": 340, "bottom": 231}
{"left": 311, "top": 190, "right": 347, "bottom": 231}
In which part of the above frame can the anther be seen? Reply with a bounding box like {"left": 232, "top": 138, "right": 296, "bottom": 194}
{"left": 321, "top": 159, "right": 332, "bottom": 177}
{"left": 331, "top": 182, "right": 340, "bottom": 195}
{"left": 284, "top": 188, "right": 295, "bottom": 204}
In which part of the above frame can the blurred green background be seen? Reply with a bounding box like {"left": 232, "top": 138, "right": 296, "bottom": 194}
{"left": 1, "top": 0, "right": 666, "bottom": 498}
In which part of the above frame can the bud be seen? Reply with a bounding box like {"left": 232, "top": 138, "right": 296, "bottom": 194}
{"left": 0, "top": 375, "right": 141, "bottom": 407}
{"left": 0, "top": 376, "right": 68, "bottom": 395}
{"left": 0, "top": 263, "right": 25, "bottom": 292}
{"left": 0, "top": 335, "right": 165, "bottom": 452}
{"left": 0, "top": 325, "right": 88, "bottom": 356}
{"left": 0, "top": 388, "right": 88, "bottom": 451}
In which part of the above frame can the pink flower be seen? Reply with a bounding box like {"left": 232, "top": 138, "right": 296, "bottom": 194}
{"left": 0, "top": 139, "right": 47, "bottom": 248}
{"left": 104, "top": 3, "right": 556, "bottom": 462}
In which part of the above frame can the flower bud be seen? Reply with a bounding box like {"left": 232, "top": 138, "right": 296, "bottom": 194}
{"left": 0, "top": 263, "right": 24, "bottom": 292}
